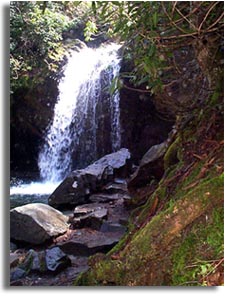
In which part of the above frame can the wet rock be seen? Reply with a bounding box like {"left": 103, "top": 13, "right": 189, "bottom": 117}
{"left": 114, "top": 178, "right": 128, "bottom": 184}
{"left": 128, "top": 142, "right": 168, "bottom": 189}
{"left": 90, "top": 208, "right": 108, "bottom": 219}
{"left": 73, "top": 203, "right": 109, "bottom": 217}
{"left": 13, "top": 256, "right": 89, "bottom": 286}
{"left": 73, "top": 206, "right": 95, "bottom": 218}
{"left": 45, "top": 247, "right": 71, "bottom": 272}
{"left": 10, "top": 267, "right": 26, "bottom": 282}
{"left": 56, "top": 228, "right": 124, "bottom": 256}
{"left": 102, "top": 179, "right": 128, "bottom": 194}
{"left": 10, "top": 253, "right": 20, "bottom": 268}
{"left": 49, "top": 148, "right": 131, "bottom": 207}
{"left": 19, "top": 247, "right": 71, "bottom": 274}
{"left": 10, "top": 242, "right": 18, "bottom": 252}
{"left": 22, "top": 249, "right": 46, "bottom": 273}
{"left": 100, "top": 221, "right": 127, "bottom": 234}
{"left": 89, "top": 192, "right": 126, "bottom": 203}
{"left": 10, "top": 203, "right": 69, "bottom": 244}
{"left": 70, "top": 206, "right": 108, "bottom": 230}
{"left": 73, "top": 199, "right": 129, "bottom": 228}
{"left": 118, "top": 217, "right": 129, "bottom": 226}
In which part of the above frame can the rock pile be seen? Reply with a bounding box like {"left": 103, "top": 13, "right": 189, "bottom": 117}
{"left": 10, "top": 143, "right": 170, "bottom": 285}
{"left": 49, "top": 148, "right": 131, "bottom": 207}
{"left": 10, "top": 149, "right": 132, "bottom": 285}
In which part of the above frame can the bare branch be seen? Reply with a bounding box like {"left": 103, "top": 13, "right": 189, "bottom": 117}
{"left": 175, "top": 6, "right": 198, "bottom": 31}
{"left": 198, "top": 1, "right": 220, "bottom": 33}
{"left": 161, "top": 1, "right": 189, "bottom": 35}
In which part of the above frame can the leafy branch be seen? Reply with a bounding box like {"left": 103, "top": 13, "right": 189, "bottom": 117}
{"left": 87, "top": 1, "right": 223, "bottom": 95}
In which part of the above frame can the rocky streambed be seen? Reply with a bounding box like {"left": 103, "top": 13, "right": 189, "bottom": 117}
{"left": 10, "top": 149, "right": 132, "bottom": 286}
{"left": 10, "top": 143, "right": 169, "bottom": 286}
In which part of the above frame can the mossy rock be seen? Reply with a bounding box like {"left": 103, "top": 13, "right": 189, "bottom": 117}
{"left": 164, "top": 136, "right": 181, "bottom": 170}
{"left": 171, "top": 206, "right": 224, "bottom": 286}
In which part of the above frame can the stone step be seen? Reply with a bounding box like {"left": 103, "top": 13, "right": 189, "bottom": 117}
{"left": 70, "top": 206, "right": 108, "bottom": 230}
{"left": 100, "top": 221, "right": 127, "bottom": 234}
{"left": 89, "top": 192, "right": 128, "bottom": 203}
{"left": 56, "top": 228, "right": 124, "bottom": 256}
{"left": 102, "top": 180, "right": 128, "bottom": 194}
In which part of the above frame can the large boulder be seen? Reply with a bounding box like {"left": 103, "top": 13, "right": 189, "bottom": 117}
{"left": 128, "top": 142, "right": 168, "bottom": 189}
{"left": 10, "top": 203, "right": 69, "bottom": 245}
{"left": 49, "top": 148, "right": 131, "bottom": 207}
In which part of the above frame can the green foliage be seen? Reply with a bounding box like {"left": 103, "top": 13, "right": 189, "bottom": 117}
{"left": 11, "top": 1, "right": 223, "bottom": 95}
{"left": 109, "top": 75, "right": 123, "bottom": 95}
{"left": 86, "top": 1, "right": 223, "bottom": 93}
{"left": 10, "top": 1, "right": 90, "bottom": 92}
{"left": 84, "top": 20, "right": 98, "bottom": 41}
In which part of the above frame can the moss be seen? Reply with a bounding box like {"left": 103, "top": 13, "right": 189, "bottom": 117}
{"left": 132, "top": 174, "right": 222, "bottom": 249}
{"left": 208, "top": 75, "right": 224, "bottom": 108}
{"left": 75, "top": 173, "right": 223, "bottom": 286}
{"left": 210, "top": 91, "right": 220, "bottom": 106}
{"left": 75, "top": 258, "right": 123, "bottom": 286}
{"left": 171, "top": 206, "right": 224, "bottom": 286}
{"left": 206, "top": 208, "right": 224, "bottom": 256}
{"left": 164, "top": 136, "right": 180, "bottom": 169}
{"left": 136, "top": 177, "right": 169, "bottom": 225}
{"left": 169, "top": 161, "right": 205, "bottom": 202}
{"left": 107, "top": 228, "right": 133, "bottom": 256}
{"left": 127, "top": 174, "right": 223, "bottom": 285}
{"left": 165, "top": 154, "right": 222, "bottom": 206}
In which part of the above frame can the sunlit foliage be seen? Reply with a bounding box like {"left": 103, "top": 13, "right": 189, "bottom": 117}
{"left": 10, "top": 1, "right": 90, "bottom": 91}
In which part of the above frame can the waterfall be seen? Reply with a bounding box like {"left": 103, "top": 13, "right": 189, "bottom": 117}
{"left": 38, "top": 43, "right": 122, "bottom": 183}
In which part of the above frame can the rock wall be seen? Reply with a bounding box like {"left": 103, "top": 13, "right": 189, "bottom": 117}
{"left": 119, "top": 85, "right": 173, "bottom": 164}
{"left": 10, "top": 78, "right": 59, "bottom": 174}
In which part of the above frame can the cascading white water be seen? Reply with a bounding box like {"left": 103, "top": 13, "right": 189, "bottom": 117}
{"left": 111, "top": 64, "right": 121, "bottom": 152}
{"left": 38, "top": 43, "right": 122, "bottom": 183}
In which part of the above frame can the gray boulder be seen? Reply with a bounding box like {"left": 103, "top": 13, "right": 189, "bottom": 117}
{"left": 10, "top": 203, "right": 69, "bottom": 244}
{"left": 10, "top": 267, "right": 26, "bottom": 282}
{"left": 49, "top": 148, "right": 131, "bottom": 207}
{"left": 45, "top": 247, "right": 71, "bottom": 272}
{"left": 128, "top": 142, "right": 168, "bottom": 189}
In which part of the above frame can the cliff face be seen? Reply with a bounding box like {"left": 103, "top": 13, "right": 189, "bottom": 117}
{"left": 119, "top": 86, "right": 173, "bottom": 164}
{"left": 74, "top": 36, "right": 224, "bottom": 286}
{"left": 10, "top": 79, "right": 58, "bottom": 174}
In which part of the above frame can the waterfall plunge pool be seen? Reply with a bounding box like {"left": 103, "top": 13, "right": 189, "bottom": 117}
{"left": 10, "top": 181, "right": 59, "bottom": 209}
